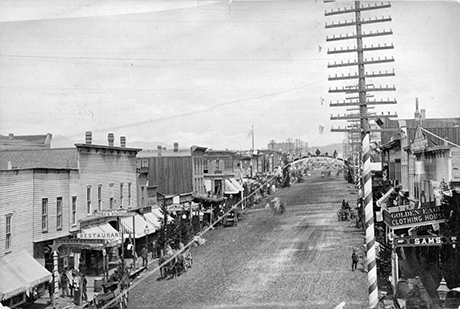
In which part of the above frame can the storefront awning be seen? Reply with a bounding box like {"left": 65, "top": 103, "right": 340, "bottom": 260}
{"left": 225, "top": 178, "right": 243, "bottom": 194}
{"left": 120, "top": 215, "right": 149, "bottom": 239}
{"left": 142, "top": 212, "right": 160, "bottom": 233}
{"left": 151, "top": 208, "right": 174, "bottom": 223}
{"left": 0, "top": 250, "right": 51, "bottom": 300}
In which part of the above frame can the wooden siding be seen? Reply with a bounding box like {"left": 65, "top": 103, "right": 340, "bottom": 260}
{"left": 0, "top": 170, "right": 34, "bottom": 257}
{"left": 77, "top": 148, "right": 138, "bottom": 222}
{"left": 147, "top": 156, "right": 193, "bottom": 195}
{"left": 32, "top": 169, "right": 79, "bottom": 243}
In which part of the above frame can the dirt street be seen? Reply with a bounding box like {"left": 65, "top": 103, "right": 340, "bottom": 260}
{"left": 129, "top": 170, "right": 368, "bottom": 309}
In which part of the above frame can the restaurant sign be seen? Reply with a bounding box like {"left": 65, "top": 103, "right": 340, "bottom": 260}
{"left": 383, "top": 205, "right": 446, "bottom": 229}
{"left": 77, "top": 231, "right": 121, "bottom": 240}
{"left": 394, "top": 235, "right": 458, "bottom": 247}
{"left": 90, "top": 209, "right": 136, "bottom": 217}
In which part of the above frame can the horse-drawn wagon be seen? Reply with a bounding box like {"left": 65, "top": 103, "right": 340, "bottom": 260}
{"left": 222, "top": 210, "right": 238, "bottom": 227}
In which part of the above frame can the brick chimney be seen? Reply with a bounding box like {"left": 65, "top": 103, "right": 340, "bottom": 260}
{"left": 120, "top": 136, "right": 126, "bottom": 148}
{"left": 108, "top": 133, "right": 114, "bottom": 147}
{"left": 420, "top": 109, "right": 426, "bottom": 121}
{"left": 414, "top": 98, "right": 421, "bottom": 122}
{"left": 173, "top": 142, "right": 179, "bottom": 152}
{"left": 157, "top": 145, "right": 162, "bottom": 156}
{"left": 85, "top": 131, "right": 92, "bottom": 144}
{"left": 8, "top": 133, "right": 13, "bottom": 140}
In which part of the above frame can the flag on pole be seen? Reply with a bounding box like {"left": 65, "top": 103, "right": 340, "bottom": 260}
{"left": 318, "top": 45, "right": 323, "bottom": 53}
{"left": 319, "top": 124, "right": 324, "bottom": 134}
{"left": 320, "top": 97, "right": 325, "bottom": 105}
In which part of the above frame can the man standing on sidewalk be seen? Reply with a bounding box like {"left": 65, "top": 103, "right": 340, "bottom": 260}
{"left": 351, "top": 249, "right": 359, "bottom": 271}
{"left": 141, "top": 245, "right": 148, "bottom": 268}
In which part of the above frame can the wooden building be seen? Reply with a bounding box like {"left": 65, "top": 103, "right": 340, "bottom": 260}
{"left": 137, "top": 143, "right": 207, "bottom": 206}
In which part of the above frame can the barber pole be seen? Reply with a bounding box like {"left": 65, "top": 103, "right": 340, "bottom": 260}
{"left": 363, "top": 134, "right": 378, "bottom": 308}
{"left": 53, "top": 250, "right": 59, "bottom": 308}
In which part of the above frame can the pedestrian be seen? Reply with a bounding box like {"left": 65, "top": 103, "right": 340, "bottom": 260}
{"left": 140, "top": 245, "right": 148, "bottom": 268}
{"left": 81, "top": 274, "right": 88, "bottom": 301}
{"left": 67, "top": 268, "right": 74, "bottom": 297}
{"left": 351, "top": 249, "right": 359, "bottom": 271}
{"left": 73, "top": 272, "right": 80, "bottom": 301}
{"left": 60, "top": 268, "right": 69, "bottom": 297}
{"left": 109, "top": 269, "right": 119, "bottom": 283}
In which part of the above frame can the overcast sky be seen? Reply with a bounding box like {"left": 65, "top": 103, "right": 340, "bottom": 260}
{"left": 1, "top": 0, "right": 459, "bottom": 150}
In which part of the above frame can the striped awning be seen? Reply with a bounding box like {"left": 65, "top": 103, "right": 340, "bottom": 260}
{"left": 120, "top": 214, "right": 155, "bottom": 239}
{"left": 0, "top": 250, "right": 51, "bottom": 300}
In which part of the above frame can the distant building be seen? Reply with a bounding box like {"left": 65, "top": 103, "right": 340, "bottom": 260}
{"left": 0, "top": 133, "right": 52, "bottom": 150}
{"left": 137, "top": 143, "right": 207, "bottom": 206}
{"left": 380, "top": 100, "right": 460, "bottom": 204}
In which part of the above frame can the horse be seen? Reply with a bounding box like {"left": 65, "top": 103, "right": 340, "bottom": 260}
{"left": 265, "top": 197, "right": 286, "bottom": 215}
{"left": 184, "top": 249, "right": 193, "bottom": 269}
{"left": 158, "top": 254, "right": 175, "bottom": 279}
{"left": 174, "top": 253, "right": 186, "bottom": 276}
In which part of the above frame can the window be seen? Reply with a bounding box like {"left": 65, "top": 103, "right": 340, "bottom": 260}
{"left": 128, "top": 183, "right": 132, "bottom": 207}
{"left": 120, "top": 183, "right": 124, "bottom": 207}
{"left": 42, "top": 198, "right": 48, "bottom": 232}
{"left": 203, "top": 159, "right": 208, "bottom": 174}
{"left": 141, "top": 186, "right": 145, "bottom": 207}
{"left": 98, "top": 185, "right": 102, "bottom": 211}
{"left": 71, "top": 196, "right": 77, "bottom": 225}
{"left": 86, "top": 187, "right": 92, "bottom": 214}
{"left": 56, "top": 197, "right": 62, "bottom": 229}
{"left": 141, "top": 159, "right": 149, "bottom": 168}
{"left": 110, "top": 198, "right": 114, "bottom": 209}
{"left": 5, "top": 214, "right": 12, "bottom": 251}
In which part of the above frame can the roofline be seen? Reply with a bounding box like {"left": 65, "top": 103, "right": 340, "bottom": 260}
{"left": 75, "top": 143, "right": 142, "bottom": 152}
{"left": 0, "top": 167, "right": 79, "bottom": 172}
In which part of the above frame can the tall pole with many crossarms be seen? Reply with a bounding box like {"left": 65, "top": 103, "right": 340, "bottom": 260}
{"left": 324, "top": 1, "right": 398, "bottom": 308}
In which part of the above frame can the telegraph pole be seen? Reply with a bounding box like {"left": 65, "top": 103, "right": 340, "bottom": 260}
{"left": 325, "top": 2, "right": 398, "bottom": 308}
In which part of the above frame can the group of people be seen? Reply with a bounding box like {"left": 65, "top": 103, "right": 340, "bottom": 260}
{"left": 59, "top": 267, "right": 88, "bottom": 302}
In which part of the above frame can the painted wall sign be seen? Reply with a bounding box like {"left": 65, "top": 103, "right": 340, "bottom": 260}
{"left": 90, "top": 210, "right": 136, "bottom": 217}
{"left": 56, "top": 238, "right": 107, "bottom": 245}
{"left": 394, "top": 235, "right": 458, "bottom": 247}
{"left": 383, "top": 205, "right": 446, "bottom": 229}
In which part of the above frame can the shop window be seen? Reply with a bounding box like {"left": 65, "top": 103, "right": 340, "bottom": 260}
{"left": 42, "top": 198, "right": 48, "bottom": 232}
{"left": 86, "top": 186, "right": 92, "bottom": 214}
{"left": 98, "top": 185, "right": 102, "bottom": 211}
{"left": 5, "top": 214, "right": 12, "bottom": 251}
{"left": 71, "top": 196, "right": 77, "bottom": 225}
{"left": 56, "top": 197, "right": 62, "bottom": 230}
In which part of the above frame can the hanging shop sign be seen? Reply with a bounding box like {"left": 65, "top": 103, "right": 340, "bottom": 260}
{"left": 77, "top": 231, "right": 121, "bottom": 240}
{"left": 383, "top": 205, "right": 446, "bottom": 229}
{"left": 394, "top": 235, "right": 458, "bottom": 247}
{"left": 90, "top": 209, "right": 136, "bottom": 217}
{"left": 56, "top": 238, "right": 107, "bottom": 246}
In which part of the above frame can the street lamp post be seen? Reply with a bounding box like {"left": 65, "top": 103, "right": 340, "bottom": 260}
{"left": 144, "top": 224, "right": 149, "bottom": 252}
{"left": 437, "top": 277, "right": 449, "bottom": 308}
